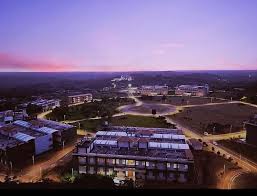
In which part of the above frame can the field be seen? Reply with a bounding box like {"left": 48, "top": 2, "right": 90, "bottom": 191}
{"left": 120, "top": 103, "right": 176, "bottom": 115}
{"left": 218, "top": 140, "right": 257, "bottom": 163}
{"left": 139, "top": 95, "right": 227, "bottom": 106}
{"left": 72, "top": 115, "right": 175, "bottom": 132}
{"left": 168, "top": 103, "right": 257, "bottom": 134}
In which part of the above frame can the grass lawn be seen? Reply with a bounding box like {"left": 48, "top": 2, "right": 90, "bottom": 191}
{"left": 139, "top": 95, "right": 227, "bottom": 106}
{"left": 110, "top": 115, "right": 174, "bottom": 128}
{"left": 71, "top": 115, "right": 175, "bottom": 132}
{"left": 168, "top": 103, "right": 257, "bottom": 134}
{"left": 218, "top": 140, "right": 257, "bottom": 163}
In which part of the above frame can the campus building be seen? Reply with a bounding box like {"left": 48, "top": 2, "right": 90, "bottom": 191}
{"left": 73, "top": 126, "right": 194, "bottom": 184}
{"left": 175, "top": 84, "right": 209, "bottom": 97}
{"left": 140, "top": 85, "right": 169, "bottom": 96}
{"left": 68, "top": 93, "right": 93, "bottom": 105}
{"left": 245, "top": 115, "right": 257, "bottom": 147}
{"left": 30, "top": 99, "right": 61, "bottom": 112}
{"left": 0, "top": 109, "right": 28, "bottom": 125}
{"left": 0, "top": 119, "right": 76, "bottom": 167}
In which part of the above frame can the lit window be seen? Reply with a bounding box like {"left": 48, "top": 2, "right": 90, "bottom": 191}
{"left": 116, "top": 159, "right": 119, "bottom": 164}
{"left": 173, "top": 163, "right": 178, "bottom": 169}
{"left": 146, "top": 162, "right": 149, "bottom": 167}
{"left": 112, "top": 159, "right": 115, "bottom": 164}
{"left": 167, "top": 163, "right": 171, "bottom": 168}
{"left": 122, "top": 159, "right": 126, "bottom": 165}
{"left": 135, "top": 161, "right": 139, "bottom": 166}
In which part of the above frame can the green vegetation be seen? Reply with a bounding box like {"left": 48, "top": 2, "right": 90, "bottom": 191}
{"left": 219, "top": 140, "right": 257, "bottom": 163}
{"left": 110, "top": 115, "right": 175, "bottom": 129}
{"left": 46, "top": 97, "right": 135, "bottom": 121}
{"left": 72, "top": 115, "right": 175, "bottom": 132}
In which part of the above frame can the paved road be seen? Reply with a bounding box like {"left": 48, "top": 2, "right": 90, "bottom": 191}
{"left": 16, "top": 141, "right": 76, "bottom": 183}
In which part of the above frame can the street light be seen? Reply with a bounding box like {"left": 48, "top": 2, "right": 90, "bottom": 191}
{"left": 32, "top": 155, "right": 35, "bottom": 165}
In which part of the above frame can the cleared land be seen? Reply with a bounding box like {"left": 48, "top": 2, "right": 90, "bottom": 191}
{"left": 139, "top": 95, "right": 227, "bottom": 106}
{"left": 71, "top": 115, "right": 175, "bottom": 132}
{"left": 218, "top": 140, "right": 257, "bottom": 163}
{"left": 121, "top": 103, "right": 176, "bottom": 115}
{"left": 168, "top": 103, "right": 257, "bottom": 134}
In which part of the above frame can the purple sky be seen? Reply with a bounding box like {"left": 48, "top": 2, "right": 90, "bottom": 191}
{"left": 1, "top": 0, "right": 257, "bottom": 72}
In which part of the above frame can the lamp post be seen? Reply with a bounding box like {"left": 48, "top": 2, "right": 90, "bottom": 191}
{"left": 32, "top": 155, "right": 35, "bottom": 165}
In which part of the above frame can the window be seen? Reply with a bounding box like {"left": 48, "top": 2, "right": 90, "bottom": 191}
{"left": 126, "top": 160, "right": 135, "bottom": 166}
{"left": 122, "top": 159, "right": 126, "bottom": 165}
{"left": 116, "top": 159, "right": 119, "bottom": 164}
{"left": 135, "top": 161, "right": 139, "bottom": 166}
{"left": 146, "top": 161, "right": 149, "bottom": 167}
{"left": 112, "top": 159, "right": 115, "bottom": 164}
{"left": 173, "top": 163, "right": 178, "bottom": 169}
{"left": 167, "top": 163, "right": 171, "bottom": 168}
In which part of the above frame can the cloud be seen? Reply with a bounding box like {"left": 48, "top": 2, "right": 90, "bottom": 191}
{"left": 152, "top": 42, "right": 185, "bottom": 55}
{"left": 160, "top": 43, "right": 185, "bottom": 48}
{"left": 0, "top": 52, "right": 77, "bottom": 72}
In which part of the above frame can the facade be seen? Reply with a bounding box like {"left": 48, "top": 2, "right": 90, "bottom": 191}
{"left": 30, "top": 99, "right": 61, "bottom": 112}
{"left": 245, "top": 115, "right": 257, "bottom": 146}
{"left": 0, "top": 133, "right": 34, "bottom": 166}
{"left": 73, "top": 126, "right": 194, "bottom": 184}
{"left": 0, "top": 110, "right": 28, "bottom": 125}
{"left": 0, "top": 119, "right": 75, "bottom": 166}
{"left": 140, "top": 85, "right": 169, "bottom": 96}
{"left": 68, "top": 94, "right": 93, "bottom": 105}
{"left": 175, "top": 85, "right": 209, "bottom": 97}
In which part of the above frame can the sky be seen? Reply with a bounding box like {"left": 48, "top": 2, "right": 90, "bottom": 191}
{"left": 0, "top": 0, "right": 257, "bottom": 72}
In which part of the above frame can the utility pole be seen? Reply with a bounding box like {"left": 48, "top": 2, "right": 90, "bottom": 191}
{"left": 230, "top": 125, "right": 233, "bottom": 133}
{"left": 78, "top": 122, "right": 80, "bottom": 129}
{"left": 71, "top": 168, "right": 74, "bottom": 177}
{"left": 231, "top": 97, "right": 233, "bottom": 102}
{"left": 10, "top": 161, "right": 13, "bottom": 174}
{"left": 213, "top": 126, "right": 216, "bottom": 135}
{"left": 224, "top": 164, "right": 226, "bottom": 174}
{"left": 40, "top": 167, "right": 42, "bottom": 179}
{"left": 32, "top": 155, "right": 35, "bottom": 165}
{"left": 62, "top": 141, "right": 65, "bottom": 150}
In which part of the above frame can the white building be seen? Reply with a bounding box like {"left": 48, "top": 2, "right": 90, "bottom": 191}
{"left": 175, "top": 84, "right": 209, "bottom": 97}
{"left": 140, "top": 85, "right": 169, "bottom": 96}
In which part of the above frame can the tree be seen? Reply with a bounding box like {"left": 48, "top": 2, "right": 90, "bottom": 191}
{"left": 26, "top": 104, "right": 43, "bottom": 117}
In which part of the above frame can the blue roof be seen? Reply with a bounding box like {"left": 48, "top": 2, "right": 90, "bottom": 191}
{"left": 13, "top": 132, "right": 35, "bottom": 142}
{"left": 36, "top": 127, "right": 58, "bottom": 134}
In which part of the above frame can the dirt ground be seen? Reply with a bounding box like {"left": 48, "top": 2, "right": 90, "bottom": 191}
{"left": 139, "top": 96, "right": 227, "bottom": 106}
{"left": 169, "top": 103, "right": 257, "bottom": 134}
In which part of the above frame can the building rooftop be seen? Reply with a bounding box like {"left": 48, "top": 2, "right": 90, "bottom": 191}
{"left": 0, "top": 133, "right": 24, "bottom": 150}
{"left": 68, "top": 93, "right": 92, "bottom": 98}
{"left": 76, "top": 126, "right": 193, "bottom": 162}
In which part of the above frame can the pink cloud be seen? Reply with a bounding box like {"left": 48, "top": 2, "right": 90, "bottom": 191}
{"left": 0, "top": 53, "right": 78, "bottom": 72}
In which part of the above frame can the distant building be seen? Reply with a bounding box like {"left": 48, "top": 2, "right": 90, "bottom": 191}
{"left": 245, "top": 115, "right": 257, "bottom": 147}
{"left": 0, "top": 109, "right": 28, "bottom": 126}
{"left": 175, "top": 84, "right": 209, "bottom": 97}
{"left": 73, "top": 126, "right": 194, "bottom": 184}
{"left": 68, "top": 94, "right": 93, "bottom": 105}
{"left": 30, "top": 99, "right": 60, "bottom": 112}
{"left": 140, "top": 85, "right": 169, "bottom": 96}
{"left": 111, "top": 75, "right": 132, "bottom": 82}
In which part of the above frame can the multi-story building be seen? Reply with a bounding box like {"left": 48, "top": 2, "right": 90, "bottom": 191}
{"left": 175, "top": 84, "right": 209, "bottom": 97}
{"left": 0, "top": 109, "right": 28, "bottom": 126}
{"left": 30, "top": 99, "right": 61, "bottom": 112}
{"left": 68, "top": 94, "right": 93, "bottom": 105}
{"left": 245, "top": 115, "right": 257, "bottom": 147}
{"left": 0, "top": 133, "right": 34, "bottom": 166}
{"left": 0, "top": 119, "right": 76, "bottom": 167}
{"left": 140, "top": 85, "right": 169, "bottom": 96}
{"left": 73, "top": 126, "right": 194, "bottom": 184}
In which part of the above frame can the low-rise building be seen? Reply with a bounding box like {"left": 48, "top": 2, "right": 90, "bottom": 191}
{"left": 30, "top": 99, "right": 61, "bottom": 112}
{"left": 73, "top": 126, "right": 194, "bottom": 184}
{"left": 68, "top": 94, "right": 93, "bottom": 105}
{"left": 0, "top": 110, "right": 28, "bottom": 125}
{"left": 175, "top": 84, "right": 209, "bottom": 97}
{"left": 245, "top": 115, "right": 257, "bottom": 147}
{"left": 140, "top": 85, "right": 169, "bottom": 96}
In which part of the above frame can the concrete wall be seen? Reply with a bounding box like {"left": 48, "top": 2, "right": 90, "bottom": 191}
{"left": 34, "top": 134, "right": 53, "bottom": 155}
